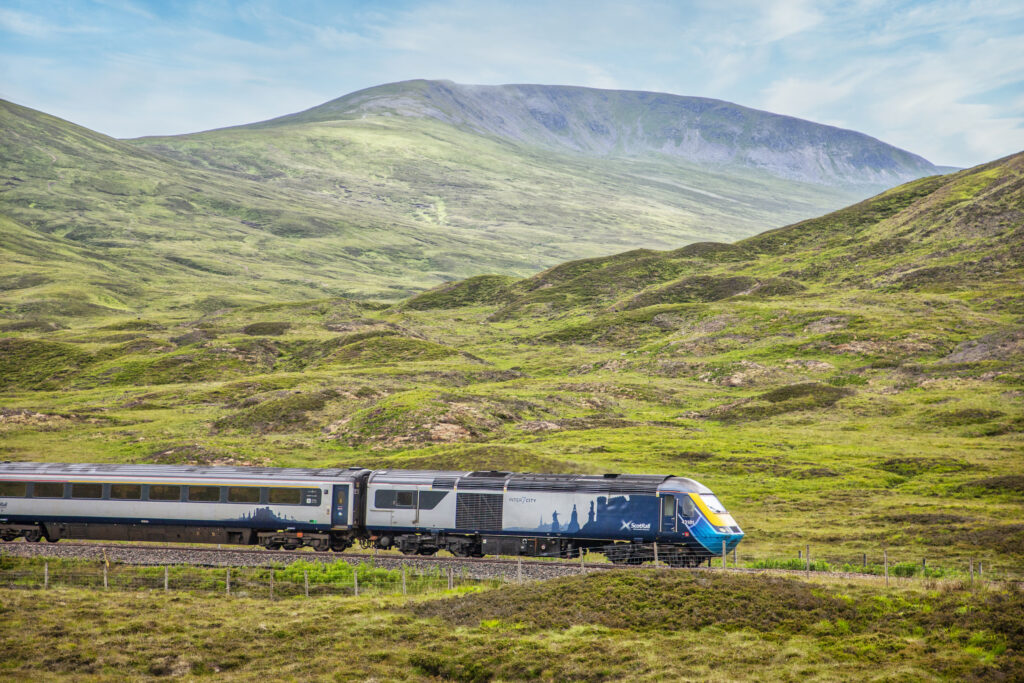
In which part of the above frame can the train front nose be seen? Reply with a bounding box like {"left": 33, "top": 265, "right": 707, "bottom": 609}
{"left": 690, "top": 492, "right": 744, "bottom": 553}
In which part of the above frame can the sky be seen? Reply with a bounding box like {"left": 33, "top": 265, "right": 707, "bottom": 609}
{"left": 1, "top": 0, "right": 1022, "bottom": 167}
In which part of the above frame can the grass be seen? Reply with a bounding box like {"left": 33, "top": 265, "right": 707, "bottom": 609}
{"left": 0, "top": 568, "right": 1020, "bottom": 680}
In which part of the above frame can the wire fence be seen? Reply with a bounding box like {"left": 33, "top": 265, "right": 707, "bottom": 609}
{"left": 0, "top": 559, "right": 504, "bottom": 599}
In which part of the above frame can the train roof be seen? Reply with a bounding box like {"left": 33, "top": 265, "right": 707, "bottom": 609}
{"left": 0, "top": 462, "right": 370, "bottom": 482}
{"left": 370, "top": 469, "right": 711, "bottom": 494}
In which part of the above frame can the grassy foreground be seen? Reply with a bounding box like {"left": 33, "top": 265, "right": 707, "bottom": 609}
{"left": 0, "top": 570, "right": 1021, "bottom": 681}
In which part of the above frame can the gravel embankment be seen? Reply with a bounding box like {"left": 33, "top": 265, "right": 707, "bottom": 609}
{"left": 0, "top": 542, "right": 598, "bottom": 582}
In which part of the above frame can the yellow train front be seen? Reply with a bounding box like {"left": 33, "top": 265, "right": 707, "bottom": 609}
{"left": 656, "top": 476, "right": 744, "bottom": 564}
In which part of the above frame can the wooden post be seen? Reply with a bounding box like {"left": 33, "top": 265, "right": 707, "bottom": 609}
{"left": 653, "top": 542, "right": 659, "bottom": 567}
{"left": 163, "top": 566, "right": 168, "bottom": 592}
{"left": 353, "top": 570, "right": 359, "bottom": 597}
{"left": 103, "top": 564, "right": 108, "bottom": 590}
{"left": 862, "top": 553, "right": 866, "bottom": 568}
{"left": 226, "top": 569, "right": 231, "bottom": 595}
{"left": 580, "top": 547, "right": 586, "bottom": 573}
{"left": 269, "top": 570, "right": 274, "bottom": 600}
{"left": 447, "top": 566, "right": 454, "bottom": 590}
{"left": 401, "top": 565, "right": 407, "bottom": 595}
{"left": 970, "top": 558, "right": 974, "bottom": 590}
{"left": 304, "top": 570, "right": 309, "bottom": 599}
{"left": 44, "top": 561, "right": 48, "bottom": 589}
{"left": 733, "top": 548, "right": 737, "bottom": 567}
{"left": 722, "top": 540, "right": 726, "bottom": 570}
{"left": 805, "top": 545, "right": 810, "bottom": 577}
{"left": 883, "top": 549, "right": 888, "bottom": 587}
{"left": 922, "top": 557, "right": 926, "bottom": 570}
{"left": 517, "top": 556, "right": 522, "bottom": 584}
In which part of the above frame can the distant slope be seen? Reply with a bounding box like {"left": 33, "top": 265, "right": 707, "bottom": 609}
{"left": 416, "top": 150, "right": 1023, "bottom": 319}
{"left": 1, "top": 81, "right": 945, "bottom": 314}
{"left": 250, "top": 79, "right": 940, "bottom": 188}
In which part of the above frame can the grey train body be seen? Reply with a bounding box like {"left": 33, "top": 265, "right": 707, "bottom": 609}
{"left": 0, "top": 463, "right": 744, "bottom": 564}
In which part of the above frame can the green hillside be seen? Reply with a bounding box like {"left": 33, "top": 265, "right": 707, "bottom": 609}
{"left": 0, "top": 150, "right": 1020, "bottom": 574}
{"left": 0, "top": 82, "right": 946, "bottom": 312}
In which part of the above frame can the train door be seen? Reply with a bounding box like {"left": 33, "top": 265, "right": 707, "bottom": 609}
{"left": 660, "top": 495, "right": 676, "bottom": 534}
{"left": 331, "top": 485, "right": 350, "bottom": 527}
{"left": 389, "top": 487, "right": 420, "bottom": 529}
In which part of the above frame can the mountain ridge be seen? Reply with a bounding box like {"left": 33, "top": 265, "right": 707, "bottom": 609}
{"left": 240, "top": 79, "right": 940, "bottom": 188}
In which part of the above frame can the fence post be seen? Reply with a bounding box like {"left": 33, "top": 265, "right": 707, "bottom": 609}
{"left": 304, "top": 570, "right": 309, "bottom": 599}
{"left": 922, "top": 557, "right": 926, "bottom": 570}
{"left": 44, "top": 561, "right": 49, "bottom": 589}
{"left": 517, "top": 556, "right": 522, "bottom": 584}
{"left": 970, "top": 557, "right": 974, "bottom": 590}
{"left": 447, "top": 567, "right": 454, "bottom": 590}
{"left": 722, "top": 541, "right": 726, "bottom": 570}
{"left": 401, "top": 565, "right": 407, "bottom": 595}
{"left": 883, "top": 549, "right": 888, "bottom": 587}
{"left": 654, "top": 542, "right": 659, "bottom": 567}
{"left": 805, "top": 545, "right": 810, "bottom": 577}
{"left": 733, "top": 548, "right": 737, "bottom": 567}
{"left": 862, "top": 553, "right": 866, "bottom": 568}
{"left": 103, "top": 564, "right": 108, "bottom": 590}
{"left": 354, "top": 570, "right": 359, "bottom": 597}
{"left": 226, "top": 569, "right": 231, "bottom": 596}
{"left": 580, "top": 548, "right": 586, "bottom": 574}
{"left": 269, "top": 570, "right": 274, "bottom": 600}
{"left": 163, "top": 566, "right": 168, "bottom": 592}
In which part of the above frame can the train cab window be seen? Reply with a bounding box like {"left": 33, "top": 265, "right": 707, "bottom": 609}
{"left": 71, "top": 483, "right": 103, "bottom": 499}
{"left": 375, "top": 489, "right": 417, "bottom": 509}
{"left": 110, "top": 484, "right": 142, "bottom": 500}
{"left": 0, "top": 482, "right": 26, "bottom": 497}
{"left": 228, "top": 487, "right": 261, "bottom": 503}
{"left": 148, "top": 485, "right": 181, "bottom": 501}
{"left": 679, "top": 495, "right": 696, "bottom": 518}
{"left": 268, "top": 488, "right": 301, "bottom": 505}
{"left": 188, "top": 486, "right": 221, "bottom": 502}
{"left": 32, "top": 482, "right": 65, "bottom": 498}
{"left": 395, "top": 491, "right": 416, "bottom": 508}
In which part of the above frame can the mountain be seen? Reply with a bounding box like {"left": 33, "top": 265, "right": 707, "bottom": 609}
{"left": 254, "top": 79, "right": 939, "bottom": 187}
{"left": 2, "top": 82, "right": 945, "bottom": 316}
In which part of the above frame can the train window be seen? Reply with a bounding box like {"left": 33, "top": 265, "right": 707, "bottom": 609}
{"left": 110, "top": 484, "right": 142, "bottom": 500}
{"left": 71, "top": 483, "right": 103, "bottom": 499}
{"left": 268, "top": 488, "right": 301, "bottom": 505}
{"left": 418, "top": 490, "right": 448, "bottom": 510}
{"left": 0, "top": 482, "right": 26, "bottom": 497}
{"left": 374, "top": 489, "right": 418, "bottom": 509}
{"left": 336, "top": 489, "right": 346, "bottom": 506}
{"left": 699, "top": 493, "right": 727, "bottom": 513}
{"left": 662, "top": 495, "right": 675, "bottom": 517}
{"left": 149, "top": 485, "right": 181, "bottom": 501}
{"left": 33, "top": 482, "right": 65, "bottom": 498}
{"left": 188, "top": 486, "right": 221, "bottom": 502}
{"left": 680, "top": 495, "right": 696, "bottom": 518}
{"left": 228, "top": 487, "right": 261, "bottom": 503}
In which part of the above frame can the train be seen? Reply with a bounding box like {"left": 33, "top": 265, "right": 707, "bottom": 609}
{"left": 0, "top": 462, "right": 744, "bottom": 566}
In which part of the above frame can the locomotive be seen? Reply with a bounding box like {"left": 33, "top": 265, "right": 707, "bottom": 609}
{"left": 0, "top": 462, "right": 743, "bottom": 566}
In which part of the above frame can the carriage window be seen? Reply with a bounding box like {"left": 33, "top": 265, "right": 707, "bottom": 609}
{"left": 228, "top": 487, "right": 261, "bottom": 503}
{"left": 374, "top": 489, "right": 418, "bottom": 509}
{"left": 268, "top": 488, "right": 301, "bottom": 505}
{"left": 110, "top": 484, "right": 142, "bottom": 500}
{"left": 0, "top": 482, "right": 26, "bottom": 497}
{"left": 33, "top": 482, "right": 65, "bottom": 498}
{"left": 148, "top": 485, "right": 181, "bottom": 501}
{"left": 188, "top": 486, "right": 221, "bottom": 502}
{"left": 71, "top": 483, "right": 103, "bottom": 499}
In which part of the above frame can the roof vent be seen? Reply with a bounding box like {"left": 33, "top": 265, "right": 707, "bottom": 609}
{"left": 602, "top": 473, "right": 620, "bottom": 478}
{"left": 468, "top": 471, "right": 511, "bottom": 478}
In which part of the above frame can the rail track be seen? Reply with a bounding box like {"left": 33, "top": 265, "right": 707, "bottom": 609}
{"left": 0, "top": 539, "right": 907, "bottom": 583}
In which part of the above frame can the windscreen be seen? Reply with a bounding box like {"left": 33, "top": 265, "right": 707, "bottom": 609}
{"left": 700, "top": 493, "right": 727, "bottom": 514}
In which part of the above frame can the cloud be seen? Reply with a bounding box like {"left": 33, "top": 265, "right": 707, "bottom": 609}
{"left": 0, "top": 0, "right": 1020, "bottom": 165}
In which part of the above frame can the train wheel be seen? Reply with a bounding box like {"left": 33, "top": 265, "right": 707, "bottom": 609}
{"left": 282, "top": 544, "right": 298, "bottom": 551}
{"left": 23, "top": 529, "right": 42, "bottom": 543}
{"left": 0, "top": 531, "right": 16, "bottom": 542}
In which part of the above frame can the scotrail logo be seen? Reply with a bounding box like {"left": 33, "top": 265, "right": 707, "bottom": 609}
{"left": 620, "top": 520, "right": 651, "bottom": 531}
